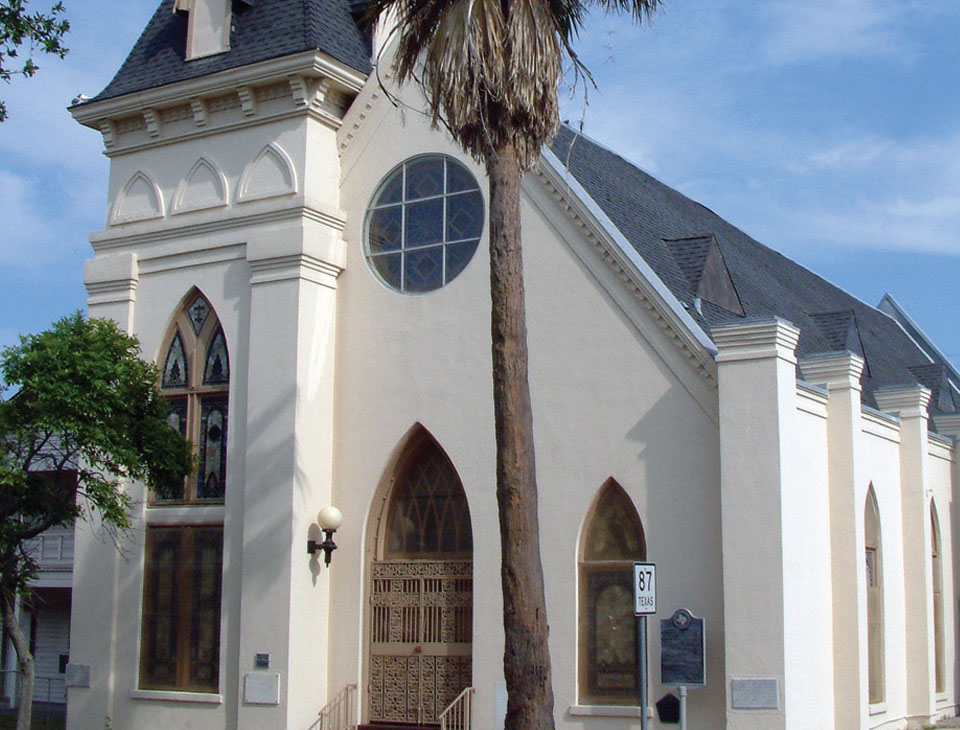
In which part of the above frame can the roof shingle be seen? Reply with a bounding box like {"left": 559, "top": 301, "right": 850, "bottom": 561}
{"left": 551, "top": 125, "right": 957, "bottom": 421}
{"left": 92, "top": 0, "right": 371, "bottom": 102}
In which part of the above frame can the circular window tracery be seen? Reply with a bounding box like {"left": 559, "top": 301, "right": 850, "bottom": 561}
{"left": 364, "top": 155, "right": 484, "bottom": 293}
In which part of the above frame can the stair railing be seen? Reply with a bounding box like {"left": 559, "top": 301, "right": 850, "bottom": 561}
{"left": 318, "top": 683, "right": 357, "bottom": 730}
{"left": 439, "top": 686, "right": 474, "bottom": 730}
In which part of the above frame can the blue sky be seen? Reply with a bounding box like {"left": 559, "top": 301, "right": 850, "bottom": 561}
{"left": 0, "top": 0, "right": 958, "bottom": 364}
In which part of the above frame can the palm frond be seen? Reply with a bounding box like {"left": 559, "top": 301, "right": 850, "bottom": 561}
{"left": 365, "top": 0, "right": 661, "bottom": 169}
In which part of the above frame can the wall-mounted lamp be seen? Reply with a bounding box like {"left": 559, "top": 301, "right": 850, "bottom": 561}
{"left": 307, "top": 505, "right": 342, "bottom": 567}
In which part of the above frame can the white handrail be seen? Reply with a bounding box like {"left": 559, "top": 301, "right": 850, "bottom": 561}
{"left": 439, "top": 686, "right": 474, "bottom": 730}
{"left": 318, "top": 683, "right": 357, "bottom": 730}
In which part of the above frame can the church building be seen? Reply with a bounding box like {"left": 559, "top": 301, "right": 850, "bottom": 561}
{"left": 65, "top": 1, "right": 960, "bottom": 728}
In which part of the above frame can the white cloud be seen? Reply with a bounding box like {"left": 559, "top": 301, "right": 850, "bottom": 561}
{"left": 761, "top": 0, "right": 910, "bottom": 65}
{"left": 808, "top": 136, "right": 894, "bottom": 170}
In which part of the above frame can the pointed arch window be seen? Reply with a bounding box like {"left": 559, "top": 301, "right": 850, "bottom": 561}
{"left": 579, "top": 480, "right": 647, "bottom": 705}
{"left": 156, "top": 291, "right": 230, "bottom": 503}
{"left": 931, "top": 501, "right": 945, "bottom": 694}
{"left": 865, "top": 487, "right": 884, "bottom": 704}
{"left": 383, "top": 437, "right": 472, "bottom": 559}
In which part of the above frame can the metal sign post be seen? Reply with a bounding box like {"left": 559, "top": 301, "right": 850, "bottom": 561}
{"left": 634, "top": 563, "right": 656, "bottom": 730}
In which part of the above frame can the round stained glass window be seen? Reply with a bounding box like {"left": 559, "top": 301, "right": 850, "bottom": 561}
{"left": 364, "top": 155, "right": 484, "bottom": 293}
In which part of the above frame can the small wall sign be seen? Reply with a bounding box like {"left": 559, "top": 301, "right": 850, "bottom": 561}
{"left": 660, "top": 608, "right": 706, "bottom": 687}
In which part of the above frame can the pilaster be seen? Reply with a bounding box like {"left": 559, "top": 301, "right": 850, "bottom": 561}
{"left": 67, "top": 252, "right": 140, "bottom": 730}
{"left": 799, "top": 351, "right": 866, "bottom": 729}
{"left": 236, "top": 229, "right": 342, "bottom": 730}
{"left": 714, "top": 318, "right": 801, "bottom": 730}
{"left": 875, "top": 385, "right": 934, "bottom": 725}
{"left": 83, "top": 252, "right": 139, "bottom": 333}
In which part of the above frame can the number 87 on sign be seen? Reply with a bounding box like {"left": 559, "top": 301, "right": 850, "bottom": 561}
{"left": 634, "top": 562, "right": 657, "bottom": 615}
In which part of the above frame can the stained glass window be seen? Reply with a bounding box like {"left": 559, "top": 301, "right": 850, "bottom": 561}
{"left": 203, "top": 328, "right": 229, "bottom": 385}
{"left": 144, "top": 292, "right": 228, "bottom": 696}
{"left": 155, "top": 290, "right": 229, "bottom": 504}
{"left": 865, "top": 486, "right": 884, "bottom": 704}
{"left": 187, "top": 295, "right": 210, "bottom": 335}
{"left": 140, "top": 526, "right": 222, "bottom": 692}
{"left": 198, "top": 396, "right": 227, "bottom": 500}
{"left": 385, "top": 438, "right": 472, "bottom": 558}
{"left": 162, "top": 332, "right": 187, "bottom": 388}
{"left": 365, "top": 156, "right": 483, "bottom": 293}
{"left": 579, "top": 481, "right": 646, "bottom": 705}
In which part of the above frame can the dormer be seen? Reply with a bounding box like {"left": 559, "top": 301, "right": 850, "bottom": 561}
{"left": 176, "top": 0, "right": 231, "bottom": 60}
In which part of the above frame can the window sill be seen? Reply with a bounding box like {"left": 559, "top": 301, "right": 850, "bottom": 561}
{"left": 568, "top": 704, "right": 645, "bottom": 718}
{"left": 130, "top": 689, "right": 223, "bottom": 704}
{"left": 937, "top": 693, "right": 950, "bottom": 706}
{"left": 868, "top": 702, "right": 887, "bottom": 716}
{"left": 144, "top": 504, "right": 225, "bottom": 525}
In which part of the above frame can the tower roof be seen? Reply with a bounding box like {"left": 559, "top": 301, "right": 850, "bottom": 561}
{"left": 92, "top": 0, "right": 371, "bottom": 103}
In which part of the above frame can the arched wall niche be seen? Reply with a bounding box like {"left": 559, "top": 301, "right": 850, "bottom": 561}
{"left": 171, "top": 157, "right": 228, "bottom": 214}
{"left": 236, "top": 142, "right": 297, "bottom": 203}
{"left": 112, "top": 170, "right": 164, "bottom": 224}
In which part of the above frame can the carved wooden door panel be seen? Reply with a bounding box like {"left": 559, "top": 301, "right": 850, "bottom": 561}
{"left": 369, "top": 560, "right": 472, "bottom": 724}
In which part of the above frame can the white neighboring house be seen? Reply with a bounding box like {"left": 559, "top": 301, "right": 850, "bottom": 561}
{"left": 2, "top": 521, "right": 74, "bottom": 710}
{"left": 61, "top": 1, "right": 960, "bottom": 729}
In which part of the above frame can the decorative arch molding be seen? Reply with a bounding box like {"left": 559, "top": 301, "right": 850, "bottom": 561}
{"left": 171, "top": 157, "right": 228, "bottom": 215}
{"left": 368, "top": 423, "right": 472, "bottom": 560}
{"left": 111, "top": 170, "right": 164, "bottom": 224}
{"left": 363, "top": 423, "right": 474, "bottom": 725}
{"left": 236, "top": 142, "right": 297, "bottom": 203}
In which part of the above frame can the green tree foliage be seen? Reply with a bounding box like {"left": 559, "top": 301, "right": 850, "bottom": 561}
{"left": 0, "top": 313, "right": 191, "bottom": 730}
{"left": 0, "top": 0, "right": 70, "bottom": 121}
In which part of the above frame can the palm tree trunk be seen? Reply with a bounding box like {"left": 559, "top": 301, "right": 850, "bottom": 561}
{"left": 1, "top": 589, "right": 34, "bottom": 730}
{"left": 486, "top": 140, "right": 556, "bottom": 730}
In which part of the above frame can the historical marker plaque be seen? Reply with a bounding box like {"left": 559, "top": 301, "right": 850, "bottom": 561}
{"left": 660, "top": 608, "right": 705, "bottom": 687}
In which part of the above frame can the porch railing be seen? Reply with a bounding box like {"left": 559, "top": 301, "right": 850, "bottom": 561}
{"left": 439, "top": 686, "right": 474, "bottom": 730}
{"left": 318, "top": 683, "right": 357, "bottom": 730}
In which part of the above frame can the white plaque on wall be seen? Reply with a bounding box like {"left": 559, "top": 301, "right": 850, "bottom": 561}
{"left": 731, "top": 678, "right": 779, "bottom": 709}
{"left": 244, "top": 672, "right": 281, "bottom": 705}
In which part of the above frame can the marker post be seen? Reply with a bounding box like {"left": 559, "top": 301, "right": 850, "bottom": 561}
{"left": 633, "top": 563, "right": 657, "bottom": 730}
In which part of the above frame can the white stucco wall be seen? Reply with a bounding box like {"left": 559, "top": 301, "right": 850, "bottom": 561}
{"left": 329, "top": 81, "right": 724, "bottom": 729}
{"left": 64, "top": 47, "right": 959, "bottom": 730}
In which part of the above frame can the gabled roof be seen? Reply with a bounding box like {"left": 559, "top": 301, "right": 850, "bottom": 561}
{"left": 551, "top": 126, "right": 956, "bottom": 421}
{"left": 91, "top": 0, "right": 372, "bottom": 103}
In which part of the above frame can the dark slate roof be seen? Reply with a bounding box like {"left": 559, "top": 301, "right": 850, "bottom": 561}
{"left": 92, "top": 0, "right": 372, "bottom": 102}
{"left": 663, "top": 236, "right": 712, "bottom": 296}
{"left": 551, "top": 125, "right": 958, "bottom": 422}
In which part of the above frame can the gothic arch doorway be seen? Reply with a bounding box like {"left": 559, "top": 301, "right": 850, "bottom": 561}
{"left": 367, "top": 428, "right": 473, "bottom": 725}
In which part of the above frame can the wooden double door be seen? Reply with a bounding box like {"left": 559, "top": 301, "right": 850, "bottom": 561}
{"left": 368, "top": 560, "right": 472, "bottom": 724}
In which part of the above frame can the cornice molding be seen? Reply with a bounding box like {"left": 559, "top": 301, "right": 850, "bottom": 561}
{"left": 90, "top": 197, "right": 346, "bottom": 252}
{"left": 72, "top": 51, "right": 365, "bottom": 124}
{"left": 535, "top": 150, "right": 718, "bottom": 385}
{"left": 71, "top": 51, "right": 368, "bottom": 153}
{"left": 874, "top": 384, "right": 932, "bottom": 420}
{"left": 713, "top": 318, "right": 801, "bottom": 365}
{"left": 798, "top": 350, "right": 865, "bottom": 391}
{"left": 248, "top": 253, "right": 342, "bottom": 289}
